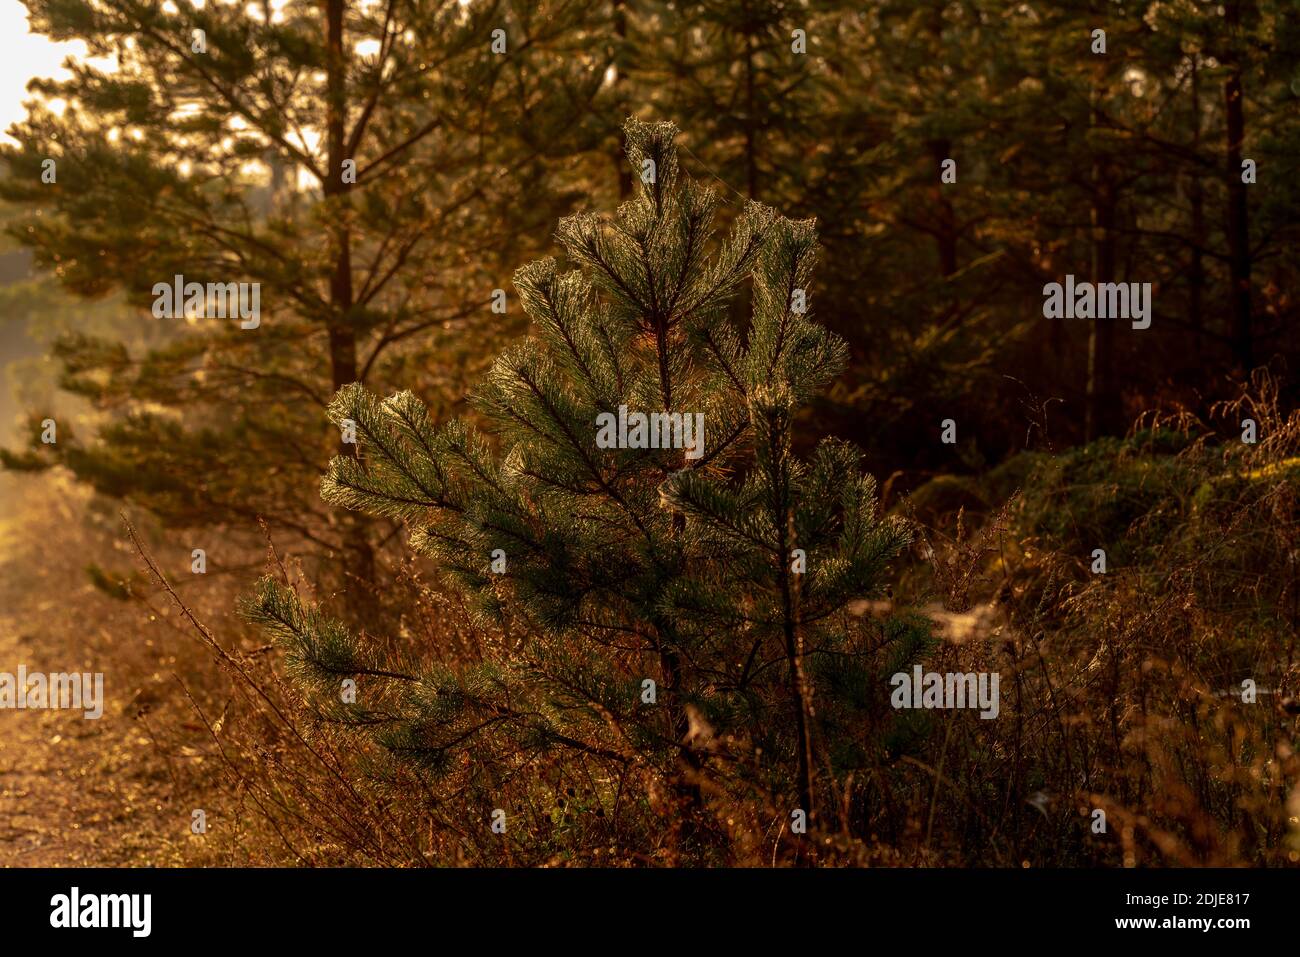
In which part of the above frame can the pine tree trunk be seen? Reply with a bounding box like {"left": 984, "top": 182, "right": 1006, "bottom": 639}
{"left": 1189, "top": 54, "right": 1205, "bottom": 335}
{"left": 743, "top": 20, "right": 759, "bottom": 201}
{"left": 772, "top": 447, "right": 816, "bottom": 831}
{"left": 326, "top": 0, "right": 374, "bottom": 586}
{"left": 777, "top": 534, "right": 816, "bottom": 827}
{"left": 930, "top": 138, "right": 958, "bottom": 277}
{"left": 1223, "top": 0, "right": 1253, "bottom": 371}
{"left": 927, "top": 6, "right": 957, "bottom": 279}
{"left": 1086, "top": 180, "right": 1117, "bottom": 441}
{"left": 1085, "top": 89, "right": 1118, "bottom": 442}
{"left": 611, "top": 0, "right": 632, "bottom": 201}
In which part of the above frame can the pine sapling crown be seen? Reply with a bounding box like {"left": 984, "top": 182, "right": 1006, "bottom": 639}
{"left": 245, "top": 118, "right": 913, "bottom": 850}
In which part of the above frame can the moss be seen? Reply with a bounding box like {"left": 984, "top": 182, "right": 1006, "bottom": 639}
{"left": 904, "top": 473, "right": 989, "bottom": 523}
{"left": 1004, "top": 429, "right": 1200, "bottom": 565}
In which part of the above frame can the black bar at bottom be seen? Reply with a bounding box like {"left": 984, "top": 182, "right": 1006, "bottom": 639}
{"left": 0, "top": 866, "right": 1283, "bottom": 944}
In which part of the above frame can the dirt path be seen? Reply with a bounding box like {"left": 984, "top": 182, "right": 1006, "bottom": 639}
{"left": 0, "top": 475, "right": 186, "bottom": 866}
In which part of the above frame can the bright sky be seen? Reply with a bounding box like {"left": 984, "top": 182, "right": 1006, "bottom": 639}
{"left": 0, "top": 0, "right": 91, "bottom": 146}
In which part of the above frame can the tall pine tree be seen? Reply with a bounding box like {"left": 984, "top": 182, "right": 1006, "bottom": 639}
{"left": 0, "top": 0, "right": 612, "bottom": 592}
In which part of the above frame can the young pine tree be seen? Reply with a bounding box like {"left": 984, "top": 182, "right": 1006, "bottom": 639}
{"left": 246, "top": 119, "right": 917, "bottom": 862}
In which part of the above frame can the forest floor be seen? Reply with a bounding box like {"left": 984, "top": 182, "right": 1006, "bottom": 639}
{"left": 0, "top": 473, "right": 188, "bottom": 866}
